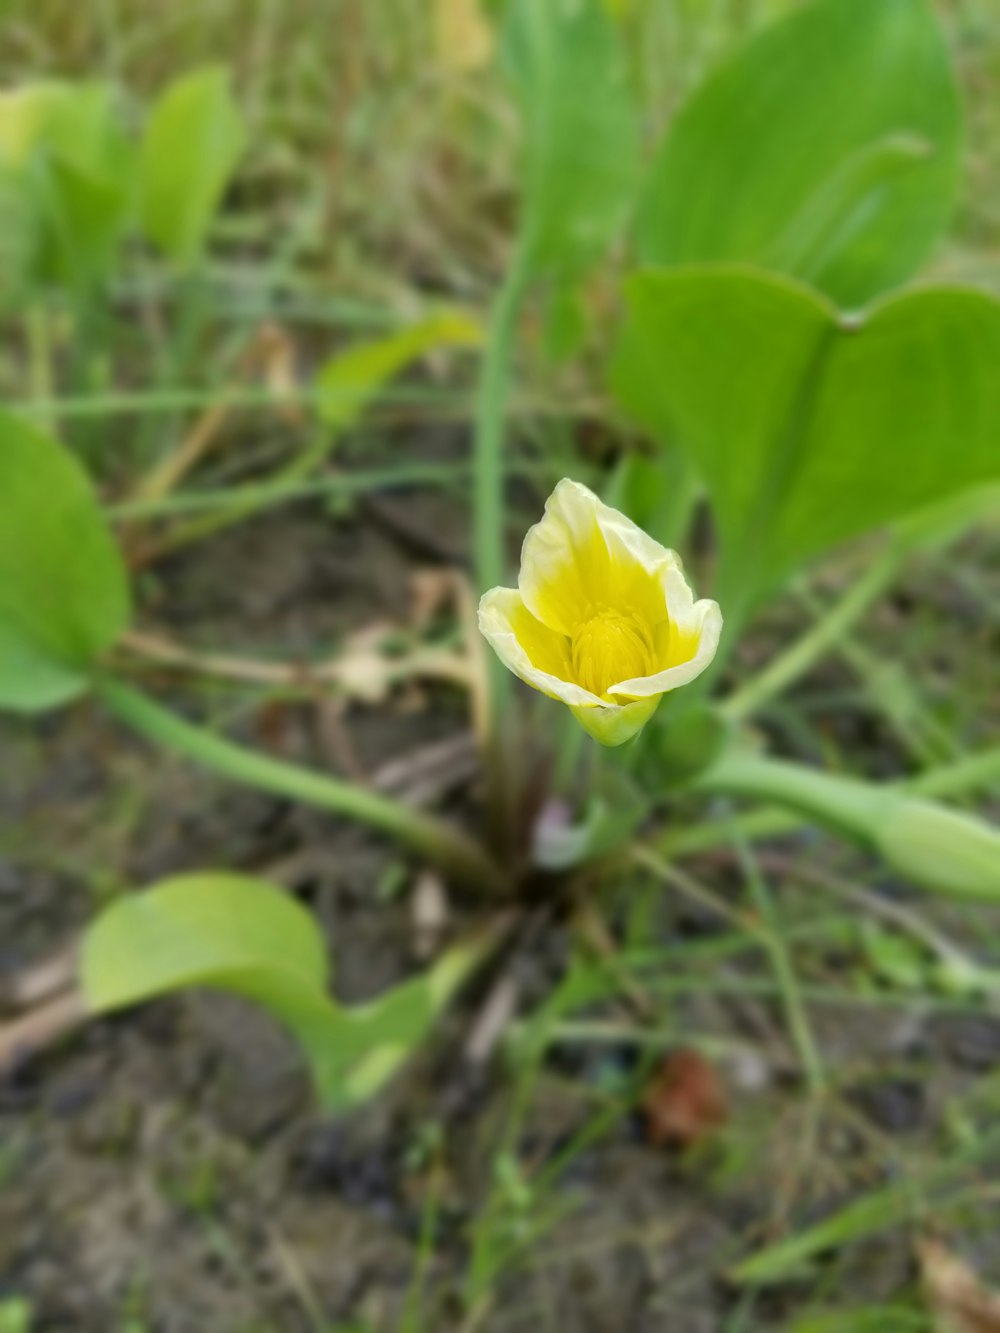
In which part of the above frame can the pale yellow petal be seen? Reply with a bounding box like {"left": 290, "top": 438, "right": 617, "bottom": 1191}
{"left": 477, "top": 587, "right": 601, "bottom": 708}
{"left": 519, "top": 479, "right": 681, "bottom": 635}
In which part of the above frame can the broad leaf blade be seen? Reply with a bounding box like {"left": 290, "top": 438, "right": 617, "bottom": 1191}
{"left": 82, "top": 874, "right": 329, "bottom": 1011}
{"left": 636, "top": 0, "right": 961, "bottom": 308}
{"left": 82, "top": 873, "right": 354, "bottom": 1103}
{"left": 504, "top": 0, "right": 639, "bottom": 277}
{"left": 0, "top": 411, "right": 131, "bottom": 712}
{"left": 139, "top": 66, "right": 245, "bottom": 263}
{"left": 611, "top": 266, "right": 1000, "bottom": 601}
{"left": 82, "top": 874, "right": 490, "bottom": 1113}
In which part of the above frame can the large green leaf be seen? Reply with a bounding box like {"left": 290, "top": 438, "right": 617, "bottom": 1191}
{"left": 138, "top": 66, "right": 245, "bottom": 264}
{"left": 0, "top": 411, "right": 131, "bottom": 712}
{"left": 503, "top": 0, "right": 639, "bottom": 277}
{"left": 82, "top": 873, "right": 490, "bottom": 1111}
{"left": 611, "top": 266, "right": 1000, "bottom": 604}
{"left": 636, "top": 0, "right": 961, "bottom": 308}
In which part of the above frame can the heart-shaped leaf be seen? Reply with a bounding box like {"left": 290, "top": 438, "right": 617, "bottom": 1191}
{"left": 503, "top": 0, "right": 639, "bottom": 279}
{"left": 611, "top": 266, "right": 1000, "bottom": 604}
{"left": 0, "top": 410, "right": 131, "bottom": 712}
{"left": 636, "top": 0, "right": 961, "bottom": 308}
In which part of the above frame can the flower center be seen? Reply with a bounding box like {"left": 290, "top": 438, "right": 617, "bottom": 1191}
{"left": 571, "top": 607, "right": 656, "bottom": 699}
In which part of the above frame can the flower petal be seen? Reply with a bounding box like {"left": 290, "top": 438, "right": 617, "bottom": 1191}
{"left": 608, "top": 598, "right": 723, "bottom": 699}
{"left": 477, "top": 587, "right": 602, "bottom": 708}
{"left": 519, "top": 479, "right": 682, "bottom": 635}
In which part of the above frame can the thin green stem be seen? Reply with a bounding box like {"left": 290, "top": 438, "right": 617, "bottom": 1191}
{"left": 473, "top": 245, "right": 532, "bottom": 845}
{"left": 26, "top": 303, "right": 56, "bottom": 437}
{"left": 723, "top": 543, "right": 906, "bottom": 721}
{"left": 733, "top": 834, "right": 826, "bottom": 1095}
{"left": 474, "top": 245, "right": 531, "bottom": 600}
{"left": 399, "top": 1151, "right": 444, "bottom": 1333}
{"left": 96, "top": 677, "right": 505, "bottom": 895}
{"left": 910, "top": 747, "right": 1000, "bottom": 799}
{"left": 799, "top": 585, "right": 956, "bottom": 765}
{"left": 107, "top": 462, "right": 473, "bottom": 521}
{"left": 13, "top": 382, "right": 466, "bottom": 422}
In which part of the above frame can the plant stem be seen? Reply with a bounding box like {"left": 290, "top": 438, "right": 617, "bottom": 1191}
{"left": 26, "top": 303, "right": 56, "bottom": 437}
{"left": 473, "top": 244, "right": 532, "bottom": 843}
{"left": 733, "top": 835, "right": 826, "bottom": 1095}
{"left": 664, "top": 745, "right": 1000, "bottom": 861}
{"left": 473, "top": 245, "right": 531, "bottom": 601}
{"left": 723, "top": 543, "right": 906, "bottom": 721}
{"left": 691, "top": 746, "right": 1000, "bottom": 901}
{"left": 96, "top": 677, "right": 505, "bottom": 895}
{"left": 910, "top": 747, "right": 1000, "bottom": 799}
{"left": 107, "top": 462, "right": 477, "bottom": 522}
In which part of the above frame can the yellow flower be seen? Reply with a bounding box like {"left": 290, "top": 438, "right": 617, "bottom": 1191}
{"left": 478, "top": 479, "right": 723, "bottom": 747}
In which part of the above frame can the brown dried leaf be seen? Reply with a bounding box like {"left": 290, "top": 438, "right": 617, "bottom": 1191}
{"left": 331, "top": 622, "right": 469, "bottom": 705}
{"left": 920, "top": 1239, "right": 1000, "bottom": 1333}
{"left": 642, "top": 1048, "right": 728, "bottom": 1149}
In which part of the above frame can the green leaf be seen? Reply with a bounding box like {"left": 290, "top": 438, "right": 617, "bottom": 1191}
{"left": 636, "top": 0, "right": 961, "bottom": 308}
{"left": 315, "top": 310, "right": 481, "bottom": 435}
{"left": 612, "top": 266, "right": 1000, "bottom": 604}
{"left": 0, "top": 1299, "right": 31, "bottom": 1333}
{"left": 138, "top": 66, "right": 245, "bottom": 264}
{"left": 318, "top": 937, "right": 492, "bottom": 1110}
{"left": 39, "top": 153, "right": 130, "bottom": 289}
{"left": 0, "top": 82, "right": 125, "bottom": 174}
{"left": 0, "top": 82, "right": 132, "bottom": 292}
{"left": 82, "top": 874, "right": 329, "bottom": 1010}
{"left": 0, "top": 411, "right": 131, "bottom": 713}
{"left": 82, "top": 873, "right": 494, "bottom": 1111}
{"left": 82, "top": 873, "right": 350, "bottom": 1102}
{"left": 503, "top": 0, "right": 639, "bottom": 278}
{"left": 0, "top": 82, "right": 97, "bottom": 169}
